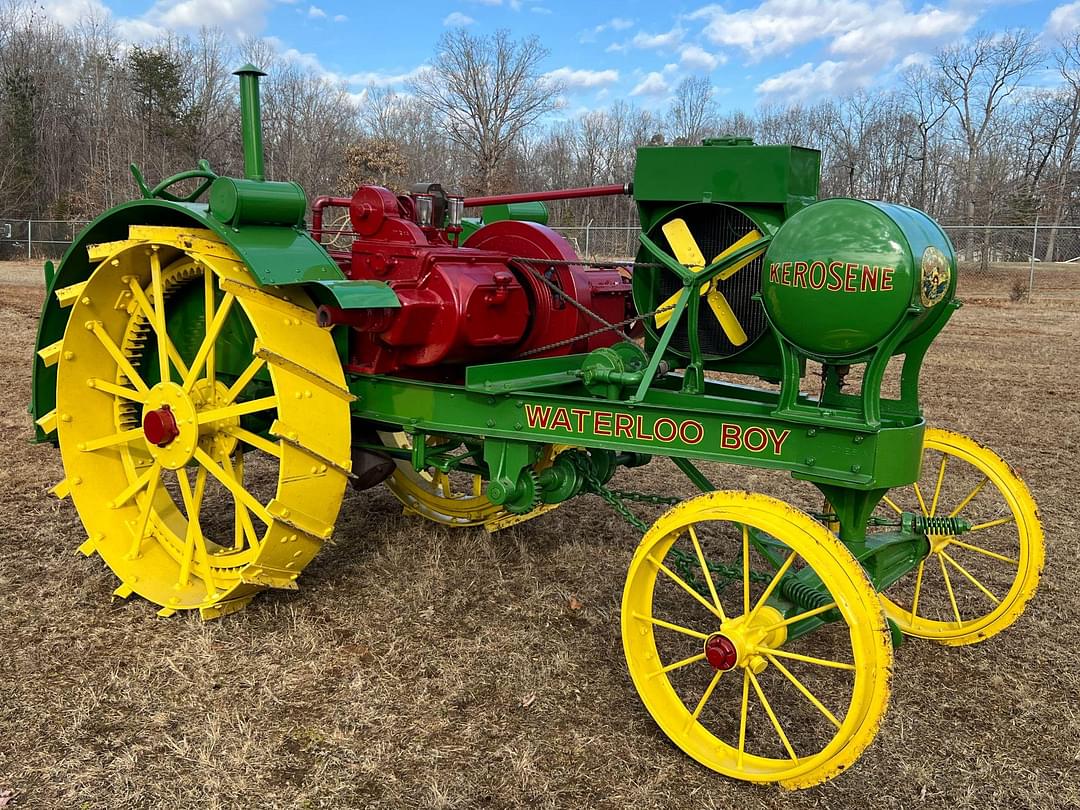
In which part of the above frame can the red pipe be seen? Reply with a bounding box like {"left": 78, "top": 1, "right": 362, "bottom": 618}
{"left": 311, "top": 195, "right": 351, "bottom": 242}
{"left": 463, "top": 183, "right": 631, "bottom": 208}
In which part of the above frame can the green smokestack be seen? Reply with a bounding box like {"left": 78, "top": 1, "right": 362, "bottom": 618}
{"left": 234, "top": 63, "right": 267, "bottom": 182}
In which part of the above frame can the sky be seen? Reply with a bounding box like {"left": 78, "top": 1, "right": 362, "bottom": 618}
{"left": 39, "top": 0, "right": 1080, "bottom": 116}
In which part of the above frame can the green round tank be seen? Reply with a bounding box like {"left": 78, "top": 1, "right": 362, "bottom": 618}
{"left": 761, "top": 198, "right": 956, "bottom": 359}
{"left": 209, "top": 176, "right": 307, "bottom": 227}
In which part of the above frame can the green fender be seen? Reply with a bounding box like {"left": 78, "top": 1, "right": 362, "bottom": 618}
{"left": 29, "top": 199, "right": 397, "bottom": 442}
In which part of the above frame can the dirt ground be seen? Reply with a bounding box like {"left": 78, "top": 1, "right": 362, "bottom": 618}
{"left": 1, "top": 260, "right": 1078, "bottom": 809}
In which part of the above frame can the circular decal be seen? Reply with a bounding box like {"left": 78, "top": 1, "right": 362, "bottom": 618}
{"left": 920, "top": 246, "right": 950, "bottom": 307}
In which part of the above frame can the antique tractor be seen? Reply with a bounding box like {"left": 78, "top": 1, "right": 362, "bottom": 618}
{"left": 30, "top": 66, "right": 1043, "bottom": 788}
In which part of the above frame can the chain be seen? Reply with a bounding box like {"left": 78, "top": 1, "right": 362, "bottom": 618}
{"left": 568, "top": 455, "right": 774, "bottom": 597}
{"left": 513, "top": 259, "right": 632, "bottom": 342}
{"left": 509, "top": 256, "right": 666, "bottom": 270}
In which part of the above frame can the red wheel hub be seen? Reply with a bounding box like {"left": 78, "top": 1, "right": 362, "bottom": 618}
{"left": 143, "top": 405, "right": 179, "bottom": 447}
{"left": 704, "top": 634, "right": 738, "bottom": 671}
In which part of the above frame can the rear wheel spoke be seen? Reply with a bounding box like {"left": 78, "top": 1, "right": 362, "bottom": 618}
{"left": 748, "top": 669, "right": 798, "bottom": 762}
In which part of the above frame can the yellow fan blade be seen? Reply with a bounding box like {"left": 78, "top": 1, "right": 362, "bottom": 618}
{"left": 654, "top": 289, "right": 683, "bottom": 327}
{"left": 706, "top": 289, "right": 749, "bottom": 346}
{"left": 662, "top": 218, "right": 706, "bottom": 270}
{"left": 712, "top": 229, "right": 764, "bottom": 280}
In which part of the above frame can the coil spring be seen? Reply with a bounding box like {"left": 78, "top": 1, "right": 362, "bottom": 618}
{"left": 906, "top": 514, "right": 971, "bottom": 536}
{"left": 778, "top": 577, "right": 833, "bottom": 611}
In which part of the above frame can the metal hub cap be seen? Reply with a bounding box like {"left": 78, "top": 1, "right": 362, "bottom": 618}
{"left": 143, "top": 405, "right": 179, "bottom": 447}
{"left": 704, "top": 633, "right": 738, "bottom": 671}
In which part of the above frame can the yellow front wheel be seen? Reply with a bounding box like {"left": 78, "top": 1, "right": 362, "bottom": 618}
{"left": 622, "top": 491, "right": 892, "bottom": 789}
{"left": 50, "top": 226, "right": 352, "bottom": 618}
{"left": 877, "top": 429, "right": 1043, "bottom": 645}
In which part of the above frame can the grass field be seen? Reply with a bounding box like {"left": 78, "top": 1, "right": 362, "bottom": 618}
{"left": 1, "top": 260, "right": 1078, "bottom": 809}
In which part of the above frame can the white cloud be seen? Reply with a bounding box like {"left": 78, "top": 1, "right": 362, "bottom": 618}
{"left": 531, "top": 5, "right": 552, "bottom": 13}
{"left": 542, "top": 66, "right": 620, "bottom": 89}
{"left": 1048, "top": 2, "right": 1080, "bottom": 34}
{"left": 680, "top": 44, "right": 723, "bottom": 71}
{"left": 610, "top": 17, "right": 633, "bottom": 31}
{"left": 40, "top": 0, "right": 111, "bottom": 27}
{"left": 631, "top": 71, "right": 671, "bottom": 96}
{"left": 307, "top": 4, "right": 326, "bottom": 18}
{"left": 349, "top": 66, "right": 427, "bottom": 88}
{"left": 443, "top": 11, "right": 476, "bottom": 25}
{"left": 143, "top": 0, "right": 271, "bottom": 38}
{"left": 689, "top": 0, "right": 974, "bottom": 63}
{"left": 632, "top": 27, "right": 684, "bottom": 49}
{"left": 756, "top": 59, "right": 857, "bottom": 99}
{"left": 606, "top": 42, "right": 627, "bottom": 53}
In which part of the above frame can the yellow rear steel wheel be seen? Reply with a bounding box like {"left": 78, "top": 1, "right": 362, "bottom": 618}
{"left": 622, "top": 491, "right": 891, "bottom": 789}
{"left": 380, "top": 433, "right": 564, "bottom": 528}
{"left": 877, "top": 428, "right": 1043, "bottom": 645}
{"left": 52, "top": 226, "right": 352, "bottom": 618}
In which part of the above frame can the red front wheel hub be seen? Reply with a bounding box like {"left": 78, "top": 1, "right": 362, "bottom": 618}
{"left": 704, "top": 634, "right": 738, "bottom": 671}
{"left": 143, "top": 405, "right": 180, "bottom": 447}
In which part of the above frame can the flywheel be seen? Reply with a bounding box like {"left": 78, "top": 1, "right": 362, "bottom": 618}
{"left": 49, "top": 225, "right": 353, "bottom": 618}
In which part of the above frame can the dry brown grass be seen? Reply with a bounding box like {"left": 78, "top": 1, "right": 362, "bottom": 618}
{"left": 1, "top": 262, "right": 1078, "bottom": 809}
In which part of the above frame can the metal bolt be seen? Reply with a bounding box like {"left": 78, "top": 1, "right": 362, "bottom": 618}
{"left": 486, "top": 419, "right": 495, "bottom": 427}
{"left": 805, "top": 457, "right": 816, "bottom": 466}
{"left": 807, "top": 428, "right": 817, "bottom": 437}
{"left": 851, "top": 464, "right": 861, "bottom": 473}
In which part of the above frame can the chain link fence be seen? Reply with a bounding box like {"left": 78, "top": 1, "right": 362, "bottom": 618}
{"left": 2, "top": 217, "right": 1077, "bottom": 300}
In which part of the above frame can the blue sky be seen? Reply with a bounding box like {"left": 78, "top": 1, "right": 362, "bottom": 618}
{"left": 43, "top": 0, "right": 1080, "bottom": 115}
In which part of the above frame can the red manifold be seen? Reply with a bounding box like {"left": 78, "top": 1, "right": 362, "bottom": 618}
{"left": 319, "top": 185, "right": 632, "bottom": 377}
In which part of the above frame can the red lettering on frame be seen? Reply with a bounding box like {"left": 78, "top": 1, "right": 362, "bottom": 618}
{"left": 614, "top": 413, "right": 635, "bottom": 438}
{"left": 524, "top": 405, "right": 552, "bottom": 429}
{"left": 679, "top": 420, "right": 704, "bottom": 445}
{"left": 594, "top": 411, "right": 613, "bottom": 436}
{"left": 721, "top": 423, "right": 742, "bottom": 450}
{"left": 635, "top": 414, "right": 653, "bottom": 440}
{"left": 571, "top": 408, "right": 589, "bottom": 433}
{"left": 550, "top": 407, "right": 572, "bottom": 431}
{"left": 767, "top": 428, "right": 791, "bottom": 454}
{"left": 743, "top": 426, "right": 768, "bottom": 452}
{"left": 654, "top": 417, "right": 678, "bottom": 442}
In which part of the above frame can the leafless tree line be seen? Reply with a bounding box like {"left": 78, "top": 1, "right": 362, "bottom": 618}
{"left": 3, "top": 0, "right": 1080, "bottom": 260}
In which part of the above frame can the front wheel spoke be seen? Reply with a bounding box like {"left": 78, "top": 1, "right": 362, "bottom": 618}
{"left": 224, "top": 356, "right": 267, "bottom": 404}
{"left": 633, "top": 612, "right": 709, "bottom": 640}
{"left": 881, "top": 495, "right": 903, "bottom": 515}
{"left": 197, "top": 395, "right": 278, "bottom": 426}
{"left": 149, "top": 250, "right": 170, "bottom": 383}
{"left": 126, "top": 279, "right": 190, "bottom": 380}
{"left": 111, "top": 463, "right": 158, "bottom": 509}
{"left": 941, "top": 551, "right": 1000, "bottom": 605}
{"left": 204, "top": 263, "right": 216, "bottom": 387}
{"left": 910, "top": 559, "right": 927, "bottom": 619}
{"left": 758, "top": 601, "right": 838, "bottom": 634}
{"left": 81, "top": 427, "right": 144, "bottom": 452}
{"left": 756, "top": 646, "right": 856, "bottom": 671}
{"left": 765, "top": 653, "right": 842, "bottom": 729}
{"left": 748, "top": 669, "right": 798, "bottom": 762}
{"left": 649, "top": 651, "right": 707, "bottom": 679}
{"left": 182, "top": 291, "right": 235, "bottom": 392}
{"left": 737, "top": 669, "right": 750, "bottom": 768}
{"left": 89, "top": 377, "right": 147, "bottom": 403}
{"left": 912, "top": 481, "right": 929, "bottom": 516}
{"left": 949, "top": 476, "right": 988, "bottom": 518}
{"left": 970, "top": 516, "right": 1014, "bottom": 533}
{"left": 89, "top": 322, "right": 149, "bottom": 393}
{"left": 224, "top": 425, "right": 282, "bottom": 458}
{"left": 930, "top": 455, "right": 948, "bottom": 517}
{"left": 194, "top": 447, "right": 272, "bottom": 526}
{"left": 746, "top": 551, "right": 796, "bottom": 626}
{"left": 176, "top": 466, "right": 208, "bottom": 587}
{"left": 127, "top": 465, "right": 162, "bottom": 557}
{"left": 649, "top": 556, "right": 725, "bottom": 622}
{"left": 938, "top": 552, "right": 963, "bottom": 624}
{"left": 689, "top": 525, "right": 726, "bottom": 621}
{"left": 685, "top": 669, "right": 723, "bottom": 732}
{"left": 949, "top": 538, "right": 1018, "bottom": 566}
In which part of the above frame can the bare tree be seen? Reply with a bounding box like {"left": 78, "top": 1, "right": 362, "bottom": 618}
{"left": 666, "top": 76, "right": 715, "bottom": 144}
{"left": 409, "top": 28, "right": 560, "bottom": 194}
{"left": 935, "top": 29, "right": 1042, "bottom": 238}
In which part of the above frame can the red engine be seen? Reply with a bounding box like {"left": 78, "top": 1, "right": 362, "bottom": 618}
{"left": 316, "top": 184, "right": 633, "bottom": 378}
